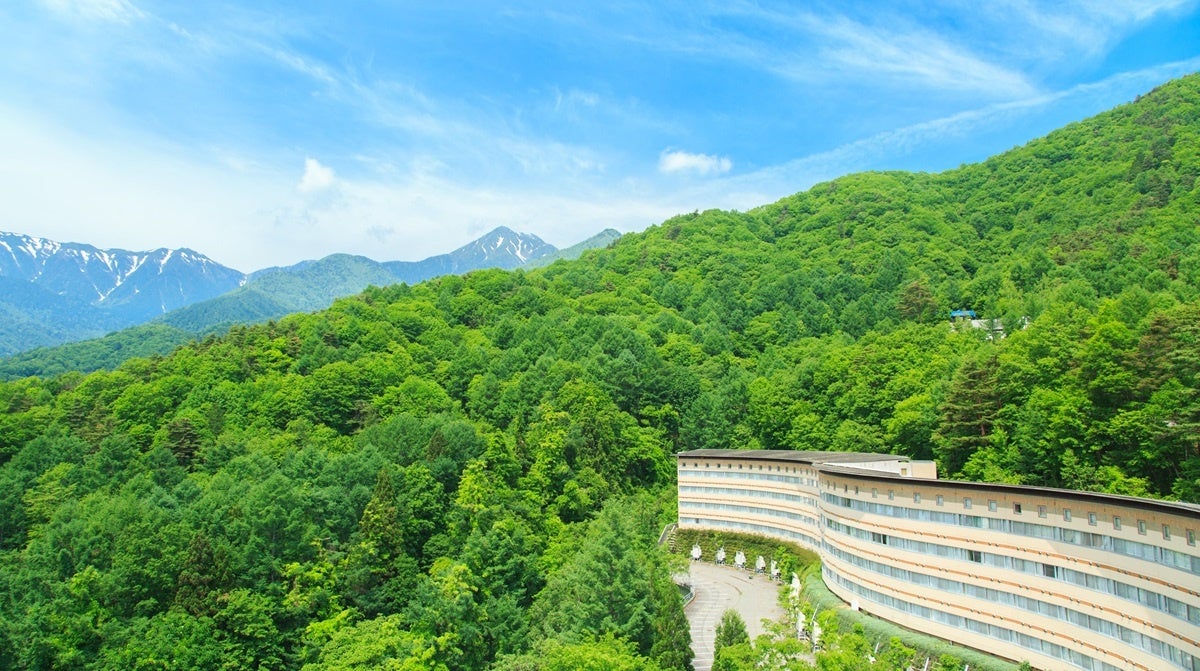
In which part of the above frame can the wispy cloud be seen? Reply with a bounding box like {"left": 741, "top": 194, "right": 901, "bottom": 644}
{"left": 807, "top": 16, "right": 1036, "bottom": 98}
{"left": 556, "top": 2, "right": 1192, "bottom": 102}
{"left": 552, "top": 87, "right": 599, "bottom": 112}
{"left": 563, "top": 3, "right": 1037, "bottom": 100}
{"left": 695, "top": 55, "right": 1200, "bottom": 211}
{"left": 41, "top": 0, "right": 143, "bottom": 23}
{"left": 659, "top": 150, "right": 732, "bottom": 176}
{"left": 969, "top": 0, "right": 1195, "bottom": 62}
{"left": 259, "top": 44, "right": 340, "bottom": 88}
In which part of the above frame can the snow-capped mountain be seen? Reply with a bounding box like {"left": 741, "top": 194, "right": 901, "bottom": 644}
{"left": 0, "top": 232, "right": 246, "bottom": 354}
{"left": 384, "top": 226, "right": 556, "bottom": 283}
{"left": 0, "top": 226, "right": 558, "bottom": 359}
{"left": 0, "top": 232, "right": 245, "bottom": 314}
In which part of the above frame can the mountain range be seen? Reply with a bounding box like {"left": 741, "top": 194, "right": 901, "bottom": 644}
{"left": 0, "top": 226, "right": 621, "bottom": 374}
{"left": 0, "top": 234, "right": 245, "bottom": 354}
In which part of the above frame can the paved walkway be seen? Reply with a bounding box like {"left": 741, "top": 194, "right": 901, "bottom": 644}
{"left": 683, "top": 562, "right": 786, "bottom": 671}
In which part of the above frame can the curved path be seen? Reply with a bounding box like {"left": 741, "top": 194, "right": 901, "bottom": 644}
{"left": 683, "top": 562, "right": 786, "bottom": 671}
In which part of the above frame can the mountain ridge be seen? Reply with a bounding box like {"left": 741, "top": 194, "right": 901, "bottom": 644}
{"left": 0, "top": 232, "right": 246, "bottom": 352}
{"left": 0, "top": 226, "right": 589, "bottom": 370}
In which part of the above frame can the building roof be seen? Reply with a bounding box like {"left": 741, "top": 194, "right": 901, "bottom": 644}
{"left": 678, "top": 449, "right": 908, "bottom": 465}
{"left": 677, "top": 449, "right": 1200, "bottom": 519}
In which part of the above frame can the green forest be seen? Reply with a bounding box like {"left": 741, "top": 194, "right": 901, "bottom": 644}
{"left": 1, "top": 74, "right": 1198, "bottom": 669}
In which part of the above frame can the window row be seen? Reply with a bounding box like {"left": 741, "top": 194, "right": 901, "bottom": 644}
{"left": 823, "top": 543, "right": 1196, "bottom": 665}
{"left": 823, "top": 568, "right": 1138, "bottom": 671}
{"left": 680, "top": 484, "right": 818, "bottom": 508}
{"left": 679, "top": 468, "right": 815, "bottom": 487}
{"left": 679, "top": 516, "right": 819, "bottom": 549}
{"left": 680, "top": 462, "right": 815, "bottom": 476}
{"left": 823, "top": 517, "right": 1200, "bottom": 628}
{"left": 679, "top": 500, "right": 816, "bottom": 526}
{"left": 821, "top": 493, "right": 1200, "bottom": 577}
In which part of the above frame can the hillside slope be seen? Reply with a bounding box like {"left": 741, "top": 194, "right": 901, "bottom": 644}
{"left": 521, "top": 228, "right": 622, "bottom": 269}
{"left": 0, "top": 73, "right": 1197, "bottom": 671}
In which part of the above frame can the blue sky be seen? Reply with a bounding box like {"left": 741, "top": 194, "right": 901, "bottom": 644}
{"left": 1, "top": 1, "right": 1198, "bottom": 271}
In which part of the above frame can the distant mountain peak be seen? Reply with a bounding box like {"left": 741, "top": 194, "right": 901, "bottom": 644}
{"left": 463, "top": 227, "right": 551, "bottom": 264}
{"left": 487, "top": 225, "right": 519, "bottom": 237}
{"left": 381, "top": 227, "right": 556, "bottom": 283}
{"left": 0, "top": 225, "right": 565, "bottom": 357}
{"left": 0, "top": 231, "right": 246, "bottom": 353}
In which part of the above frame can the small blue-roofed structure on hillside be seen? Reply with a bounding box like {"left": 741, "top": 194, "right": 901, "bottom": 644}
{"left": 949, "top": 308, "right": 1017, "bottom": 341}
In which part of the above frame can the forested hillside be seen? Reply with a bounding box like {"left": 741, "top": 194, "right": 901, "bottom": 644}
{"left": 0, "top": 74, "right": 1198, "bottom": 669}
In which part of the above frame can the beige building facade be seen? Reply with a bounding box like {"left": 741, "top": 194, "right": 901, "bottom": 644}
{"left": 676, "top": 449, "right": 1200, "bottom": 671}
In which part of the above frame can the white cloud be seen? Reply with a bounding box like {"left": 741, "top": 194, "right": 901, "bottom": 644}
{"left": 297, "top": 157, "right": 335, "bottom": 192}
{"left": 658, "top": 150, "right": 732, "bottom": 176}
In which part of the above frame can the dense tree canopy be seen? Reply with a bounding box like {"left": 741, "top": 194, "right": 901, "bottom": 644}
{"left": 0, "top": 74, "right": 1198, "bottom": 669}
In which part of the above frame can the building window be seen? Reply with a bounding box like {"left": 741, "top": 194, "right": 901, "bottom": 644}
{"left": 871, "top": 488, "right": 878, "bottom": 498}
{"left": 963, "top": 497, "right": 972, "bottom": 509}
{"left": 988, "top": 500, "right": 998, "bottom": 513}
{"left": 913, "top": 493, "right": 921, "bottom": 504}
{"left": 854, "top": 486, "right": 859, "bottom": 495}
{"left": 936, "top": 495, "right": 944, "bottom": 506}
{"left": 1163, "top": 525, "right": 1171, "bottom": 541}
{"left": 888, "top": 490, "right": 895, "bottom": 501}
{"left": 1014, "top": 503, "right": 1023, "bottom": 514}
{"left": 968, "top": 550, "right": 982, "bottom": 563}
{"left": 1188, "top": 530, "right": 1195, "bottom": 546}
{"left": 1088, "top": 512, "right": 1097, "bottom": 526}
{"left": 1063, "top": 509, "right": 1071, "bottom": 522}
{"left": 871, "top": 532, "right": 888, "bottom": 545}
{"left": 1113, "top": 516, "right": 1122, "bottom": 530}
{"left": 1038, "top": 505, "right": 1047, "bottom": 518}
{"left": 1138, "top": 520, "right": 1147, "bottom": 535}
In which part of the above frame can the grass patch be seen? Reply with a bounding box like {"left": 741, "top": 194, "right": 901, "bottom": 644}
{"left": 670, "top": 528, "right": 819, "bottom": 578}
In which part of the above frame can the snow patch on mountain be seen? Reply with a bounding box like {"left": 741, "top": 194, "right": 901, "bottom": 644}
{"left": 0, "top": 231, "right": 247, "bottom": 321}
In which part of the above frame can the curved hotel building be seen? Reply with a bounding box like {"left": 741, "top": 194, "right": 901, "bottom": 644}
{"left": 677, "top": 449, "right": 1200, "bottom": 671}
